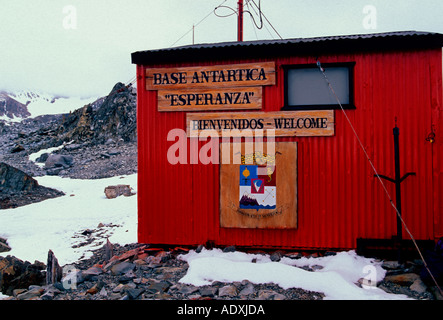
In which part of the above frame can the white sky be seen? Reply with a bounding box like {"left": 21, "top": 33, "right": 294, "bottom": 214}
{"left": 0, "top": 0, "right": 442, "bottom": 97}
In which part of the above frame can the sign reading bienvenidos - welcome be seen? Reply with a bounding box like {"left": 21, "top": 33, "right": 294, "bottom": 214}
{"left": 145, "top": 62, "right": 275, "bottom": 111}
{"left": 187, "top": 110, "right": 335, "bottom": 137}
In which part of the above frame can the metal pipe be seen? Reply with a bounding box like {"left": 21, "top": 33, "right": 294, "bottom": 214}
{"left": 238, "top": 0, "right": 243, "bottom": 41}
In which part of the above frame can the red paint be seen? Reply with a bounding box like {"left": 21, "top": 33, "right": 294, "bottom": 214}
{"left": 135, "top": 47, "right": 443, "bottom": 250}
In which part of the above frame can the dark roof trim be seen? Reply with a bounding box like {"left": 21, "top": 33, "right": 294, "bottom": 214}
{"left": 131, "top": 31, "right": 443, "bottom": 65}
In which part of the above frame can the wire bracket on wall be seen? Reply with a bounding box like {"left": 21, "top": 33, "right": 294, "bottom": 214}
{"left": 373, "top": 125, "right": 416, "bottom": 263}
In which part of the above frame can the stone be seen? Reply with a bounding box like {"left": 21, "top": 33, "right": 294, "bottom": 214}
{"left": 86, "top": 280, "right": 104, "bottom": 295}
{"left": 382, "top": 261, "right": 401, "bottom": 270}
{"left": 285, "top": 252, "right": 303, "bottom": 260}
{"left": 45, "top": 167, "right": 64, "bottom": 176}
{"left": 0, "top": 162, "right": 39, "bottom": 192}
{"left": 410, "top": 279, "right": 428, "bottom": 294}
{"left": 10, "top": 144, "right": 25, "bottom": 153}
{"left": 104, "top": 184, "right": 134, "bottom": 199}
{"left": 114, "top": 282, "right": 136, "bottom": 293}
{"left": 35, "top": 153, "right": 49, "bottom": 163}
{"left": 103, "top": 238, "right": 114, "bottom": 262}
{"left": 125, "top": 287, "right": 144, "bottom": 300}
{"left": 46, "top": 250, "right": 63, "bottom": 285}
{"left": 40, "top": 285, "right": 61, "bottom": 300}
{"left": 110, "top": 261, "right": 135, "bottom": 276}
{"left": 44, "top": 154, "right": 74, "bottom": 169}
{"left": 109, "top": 292, "right": 123, "bottom": 300}
{"left": 16, "top": 286, "right": 44, "bottom": 300}
{"left": 239, "top": 283, "right": 255, "bottom": 296}
{"left": 40, "top": 291, "right": 55, "bottom": 300}
{"left": 134, "top": 259, "right": 147, "bottom": 266}
{"left": 98, "top": 286, "right": 108, "bottom": 297}
{"left": 0, "top": 238, "right": 11, "bottom": 253}
{"left": 0, "top": 256, "right": 46, "bottom": 296}
{"left": 384, "top": 273, "right": 420, "bottom": 286}
{"left": 82, "top": 266, "right": 103, "bottom": 281}
{"left": 223, "top": 245, "right": 236, "bottom": 253}
{"left": 146, "top": 280, "right": 171, "bottom": 294}
{"left": 177, "top": 284, "right": 199, "bottom": 295}
{"left": 112, "top": 283, "right": 125, "bottom": 293}
{"left": 257, "top": 289, "right": 286, "bottom": 300}
{"left": 12, "top": 288, "right": 27, "bottom": 297}
{"left": 199, "top": 286, "right": 218, "bottom": 297}
{"left": 218, "top": 285, "right": 238, "bottom": 297}
{"left": 270, "top": 251, "right": 283, "bottom": 262}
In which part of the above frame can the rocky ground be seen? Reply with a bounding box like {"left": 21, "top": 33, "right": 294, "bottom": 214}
{"left": 0, "top": 82, "right": 138, "bottom": 206}
{"left": 1, "top": 242, "right": 441, "bottom": 301}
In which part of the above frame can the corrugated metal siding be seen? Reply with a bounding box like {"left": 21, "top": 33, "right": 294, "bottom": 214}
{"left": 136, "top": 48, "right": 442, "bottom": 250}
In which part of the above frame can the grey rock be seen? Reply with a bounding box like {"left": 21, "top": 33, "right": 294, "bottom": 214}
{"left": 199, "top": 286, "right": 218, "bottom": 297}
{"left": 178, "top": 284, "right": 199, "bottom": 295}
{"left": 146, "top": 280, "right": 171, "bottom": 294}
{"left": 44, "top": 154, "right": 74, "bottom": 169}
{"left": 410, "top": 279, "right": 428, "bottom": 294}
{"left": 10, "top": 144, "right": 25, "bottom": 153}
{"left": 218, "top": 285, "right": 238, "bottom": 297}
{"left": 110, "top": 261, "right": 135, "bottom": 276}
{"left": 113, "top": 282, "right": 136, "bottom": 293}
{"left": 270, "top": 251, "right": 283, "bottom": 262}
{"left": 0, "top": 238, "right": 11, "bottom": 252}
{"left": 239, "top": 283, "right": 255, "bottom": 296}
{"left": 16, "top": 286, "right": 44, "bottom": 300}
{"left": 82, "top": 266, "right": 103, "bottom": 281}
{"left": 126, "top": 287, "right": 144, "bottom": 300}
{"left": 0, "top": 162, "right": 39, "bottom": 191}
{"left": 223, "top": 245, "right": 236, "bottom": 253}
{"left": 35, "top": 152, "right": 49, "bottom": 163}
{"left": 257, "top": 289, "right": 286, "bottom": 300}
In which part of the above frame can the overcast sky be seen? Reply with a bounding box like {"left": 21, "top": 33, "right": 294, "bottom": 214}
{"left": 0, "top": 0, "right": 442, "bottom": 97}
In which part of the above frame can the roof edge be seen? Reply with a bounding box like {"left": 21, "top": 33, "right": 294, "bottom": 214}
{"left": 132, "top": 31, "right": 443, "bottom": 65}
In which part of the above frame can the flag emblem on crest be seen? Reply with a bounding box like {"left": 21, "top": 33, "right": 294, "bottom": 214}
{"left": 239, "top": 164, "right": 276, "bottom": 210}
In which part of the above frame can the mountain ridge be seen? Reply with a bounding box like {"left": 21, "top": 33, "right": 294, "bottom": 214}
{"left": 0, "top": 90, "right": 101, "bottom": 121}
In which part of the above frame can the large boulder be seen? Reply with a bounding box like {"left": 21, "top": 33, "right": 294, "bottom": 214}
{"left": 0, "top": 162, "right": 39, "bottom": 192}
{"left": 44, "top": 154, "right": 74, "bottom": 169}
{"left": 0, "top": 162, "right": 64, "bottom": 208}
{"left": 0, "top": 256, "right": 46, "bottom": 296}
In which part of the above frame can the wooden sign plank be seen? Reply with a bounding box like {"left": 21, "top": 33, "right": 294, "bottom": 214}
{"left": 187, "top": 110, "right": 334, "bottom": 137}
{"left": 220, "top": 141, "right": 297, "bottom": 229}
{"left": 157, "top": 87, "right": 262, "bottom": 111}
{"left": 146, "top": 62, "right": 275, "bottom": 90}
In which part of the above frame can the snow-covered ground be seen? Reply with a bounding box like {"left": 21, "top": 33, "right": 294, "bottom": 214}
{"left": 0, "top": 173, "right": 411, "bottom": 300}
{"left": 0, "top": 174, "right": 138, "bottom": 266}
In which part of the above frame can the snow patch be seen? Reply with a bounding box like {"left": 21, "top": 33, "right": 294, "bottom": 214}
{"left": 178, "top": 248, "right": 411, "bottom": 300}
{"left": 0, "top": 174, "right": 137, "bottom": 266}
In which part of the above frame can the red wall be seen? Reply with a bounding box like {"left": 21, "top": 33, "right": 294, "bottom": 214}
{"left": 136, "top": 47, "right": 443, "bottom": 250}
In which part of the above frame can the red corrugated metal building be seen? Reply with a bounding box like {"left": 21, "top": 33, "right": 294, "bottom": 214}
{"left": 131, "top": 31, "right": 443, "bottom": 252}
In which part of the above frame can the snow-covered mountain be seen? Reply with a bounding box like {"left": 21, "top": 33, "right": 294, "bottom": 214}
{"left": 0, "top": 90, "right": 100, "bottom": 121}
{"left": 0, "top": 92, "right": 30, "bottom": 122}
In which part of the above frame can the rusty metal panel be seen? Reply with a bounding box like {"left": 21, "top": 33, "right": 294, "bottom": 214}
{"left": 136, "top": 48, "right": 442, "bottom": 250}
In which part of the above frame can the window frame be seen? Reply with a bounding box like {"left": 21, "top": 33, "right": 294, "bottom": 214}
{"left": 282, "top": 62, "right": 356, "bottom": 111}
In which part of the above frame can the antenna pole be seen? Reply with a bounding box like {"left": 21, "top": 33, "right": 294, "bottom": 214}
{"left": 237, "top": 0, "right": 243, "bottom": 41}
